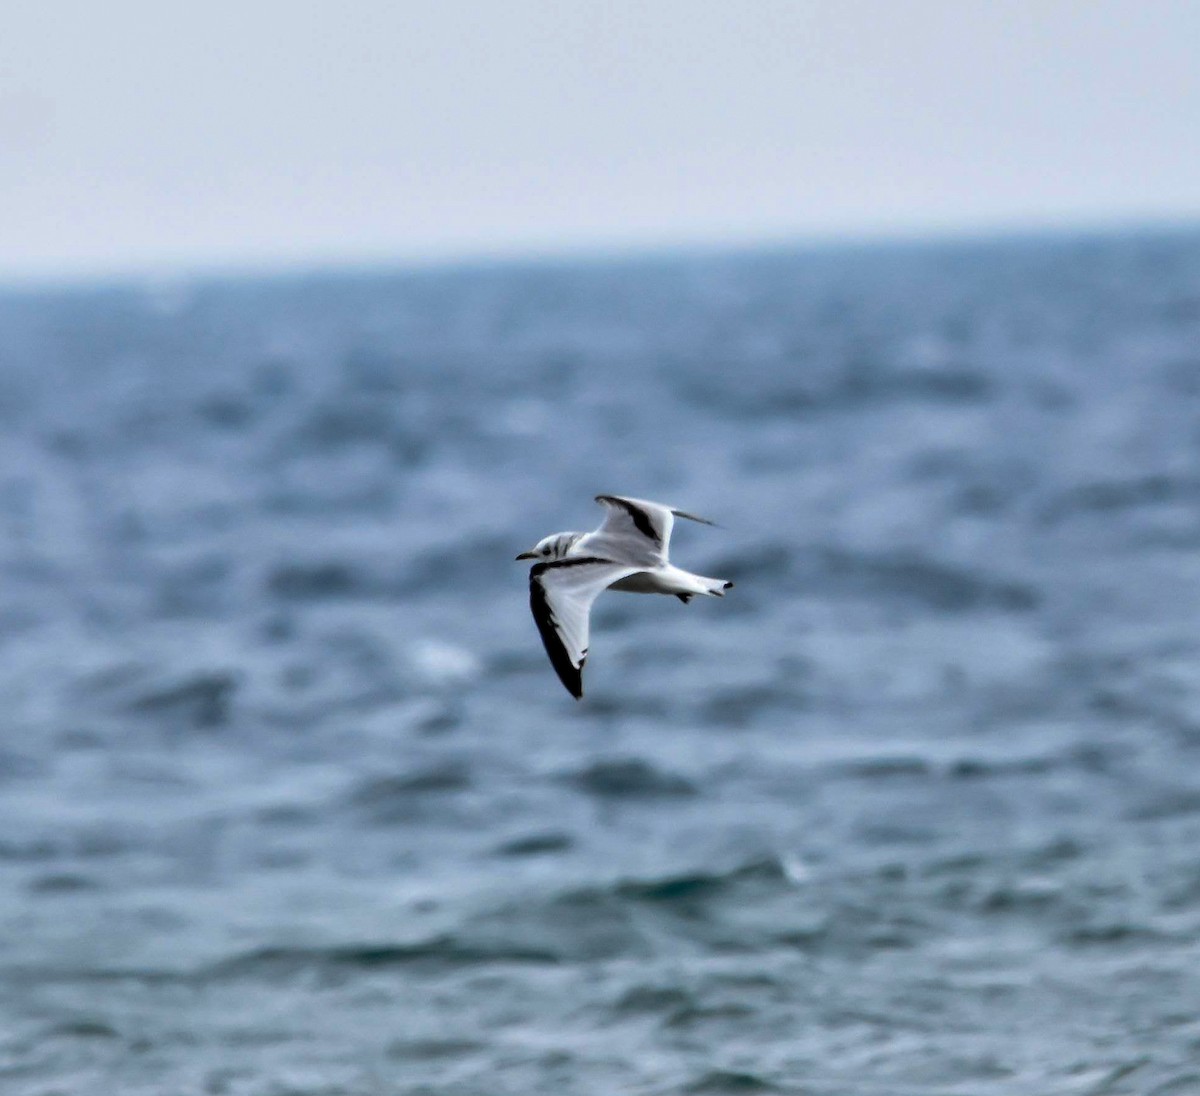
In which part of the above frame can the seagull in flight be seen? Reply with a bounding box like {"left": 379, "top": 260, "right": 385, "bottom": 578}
{"left": 516, "top": 495, "right": 734, "bottom": 699}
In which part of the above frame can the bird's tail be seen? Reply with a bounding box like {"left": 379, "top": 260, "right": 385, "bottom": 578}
{"left": 697, "top": 576, "right": 735, "bottom": 598}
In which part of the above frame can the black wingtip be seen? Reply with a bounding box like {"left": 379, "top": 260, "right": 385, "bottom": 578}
{"left": 562, "top": 656, "right": 584, "bottom": 700}
{"left": 672, "top": 508, "right": 719, "bottom": 527}
{"left": 567, "top": 653, "right": 586, "bottom": 699}
{"left": 550, "top": 650, "right": 585, "bottom": 701}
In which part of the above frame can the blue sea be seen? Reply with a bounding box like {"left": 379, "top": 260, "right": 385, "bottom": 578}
{"left": 3, "top": 229, "right": 1200, "bottom": 1094}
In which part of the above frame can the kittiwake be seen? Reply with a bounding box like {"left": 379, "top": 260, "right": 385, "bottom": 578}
{"left": 515, "top": 494, "right": 734, "bottom": 699}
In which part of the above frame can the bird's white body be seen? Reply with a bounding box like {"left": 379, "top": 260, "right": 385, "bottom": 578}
{"left": 605, "top": 563, "right": 726, "bottom": 597}
{"left": 516, "top": 495, "right": 733, "bottom": 698}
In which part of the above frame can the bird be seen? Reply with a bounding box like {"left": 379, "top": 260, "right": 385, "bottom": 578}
{"left": 515, "top": 494, "right": 734, "bottom": 699}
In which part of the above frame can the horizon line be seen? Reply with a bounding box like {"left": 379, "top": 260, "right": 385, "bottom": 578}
{"left": 3, "top": 211, "right": 1199, "bottom": 294}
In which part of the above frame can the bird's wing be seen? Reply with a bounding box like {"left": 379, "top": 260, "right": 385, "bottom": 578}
{"left": 529, "top": 557, "right": 640, "bottom": 699}
{"left": 591, "top": 494, "right": 714, "bottom": 564}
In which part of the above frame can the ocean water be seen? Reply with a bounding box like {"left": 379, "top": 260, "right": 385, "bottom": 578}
{"left": 3, "top": 230, "right": 1200, "bottom": 1094}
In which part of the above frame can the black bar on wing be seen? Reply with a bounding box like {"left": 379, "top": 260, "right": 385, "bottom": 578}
{"left": 595, "top": 495, "right": 660, "bottom": 545}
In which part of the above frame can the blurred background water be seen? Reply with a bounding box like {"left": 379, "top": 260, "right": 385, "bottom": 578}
{"left": 3, "top": 229, "right": 1200, "bottom": 1094}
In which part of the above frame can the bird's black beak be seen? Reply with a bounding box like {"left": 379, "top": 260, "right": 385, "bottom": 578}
{"left": 515, "top": 551, "right": 536, "bottom": 561}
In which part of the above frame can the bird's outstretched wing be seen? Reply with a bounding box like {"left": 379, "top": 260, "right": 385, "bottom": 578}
{"left": 592, "top": 494, "right": 714, "bottom": 564}
{"left": 529, "top": 557, "right": 639, "bottom": 699}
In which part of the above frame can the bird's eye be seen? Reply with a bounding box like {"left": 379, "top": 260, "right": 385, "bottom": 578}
{"left": 542, "top": 547, "right": 551, "bottom": 555}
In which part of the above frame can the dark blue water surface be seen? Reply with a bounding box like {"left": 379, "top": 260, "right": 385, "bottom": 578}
{"left": 4, "top": 230, "right": 1200, "bottom": 1094}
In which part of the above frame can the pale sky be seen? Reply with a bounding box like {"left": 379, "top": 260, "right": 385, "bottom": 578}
{"left": 2, "top": 1, "right": 1199, "bottom": 280}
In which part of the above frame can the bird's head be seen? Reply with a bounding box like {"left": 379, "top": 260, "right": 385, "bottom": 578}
{"left": 515, "top": 532, "right": 579, "bottom": 562}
